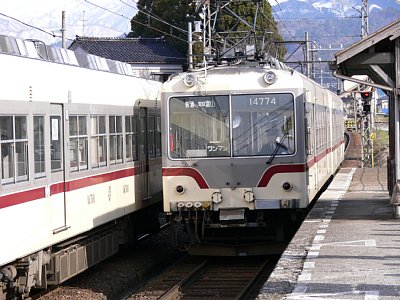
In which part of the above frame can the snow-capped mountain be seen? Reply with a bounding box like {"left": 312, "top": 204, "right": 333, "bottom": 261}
{"left": 269, "top": 0, "right": 400, "bottom": 18}
{"left": 0, "top": 1, "right": 134, "bottom": 46}
{"left": 268, "top": 0, "right": 400, "bottom": 47}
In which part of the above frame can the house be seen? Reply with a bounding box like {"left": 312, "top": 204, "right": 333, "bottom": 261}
{"left": 68, "top": 36, "right": 187, "bottom": 82}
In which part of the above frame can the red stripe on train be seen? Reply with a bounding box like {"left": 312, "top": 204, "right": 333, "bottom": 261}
{"left": 162, "top": 167, "right": 209, "bottom": 189}
{"left": 257, "top": 164, "right": 307, "bottom": 187}
{"left": 0, "top": 188, "right": 45, "bottom": 209}
{"left": 0, "top": 167, "right": 139, "bottom": 209}
{"left": 307, "top": 139, "right": 344, "bottom": 169}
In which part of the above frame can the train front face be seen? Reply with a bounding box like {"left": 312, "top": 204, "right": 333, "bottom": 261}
{"left": 162, "top": 67, "right": 308, "bottom": 245}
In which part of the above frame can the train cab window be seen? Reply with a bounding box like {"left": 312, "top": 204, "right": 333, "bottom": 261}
{"left": 109, "top": 116, "right": 123, "bottom": 164}
{"left": 34, "top": 116, "right": 45, "bottom": 178}
{"left": 91, "top": 115, "right": 107, "bottom": 168}
{"left": 69, "top": 115, "right": 88, "bottom": 172}
{"left": 231, "top": 93, "right": 295, "bottom": 157}
{"left": 50, "top": 116, "right": 63, "bottom": 172}
{"left": 125, "top": 115, "right": 138, "bottom": 162}
{"left": 0, "top": 115, "right": 28, "bottom": 184}
{"left": 169, "top": 95, "right": 230, "bottom": 158}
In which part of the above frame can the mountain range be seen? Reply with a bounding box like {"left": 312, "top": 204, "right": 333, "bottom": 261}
{"left": 1, "top": 0, "right": 399, "bottom": 64}
{"left": 271, "top": 0, "right": 400, "bottom": 46}
{"left": 0, "top": 1, "right": 133, "bottom": 46}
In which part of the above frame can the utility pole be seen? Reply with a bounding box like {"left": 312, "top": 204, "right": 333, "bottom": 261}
{"left": 82, "top": 11, "right": 87, "bottom": 36}
{"left": 61, "top": 11, "right": 66, "bottom": 48}
{"left": 360, "top": 0, "right": 372, "bottom": 167}
{"left": 188, "top": 21, "right": 193, "bottom": 69}
{"left": 361, "top": 0, "right": 369, "bottom": 37}
{"left": 305, "top": 32, "right": 310, "bottom": 78}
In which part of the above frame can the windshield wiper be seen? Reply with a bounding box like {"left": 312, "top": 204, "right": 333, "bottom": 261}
{"left": 266, "top": 131, "right": 287, "bottom": 165}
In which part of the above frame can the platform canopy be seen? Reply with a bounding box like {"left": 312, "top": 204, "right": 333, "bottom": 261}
{"left": 331, "top": 19, "right": 400, "bottom": 93}
{"left": 330, "top": 18, "right": 400, "bottom": 200}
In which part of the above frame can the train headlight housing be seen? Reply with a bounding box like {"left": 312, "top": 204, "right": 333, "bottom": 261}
{"left": 243, "top": 191, "right": 255, "bottom": 203}
{"left": 211, "top": 192, "right": 222, "bottom": 204}
{"left": 183, "top": 74, "right": 197, "bottom": 87}
{"left": 282, "top": 181, "right": 293, "bottom": 192}
{"left": 263, "top": 71, "right": 277, "bottom": 84}
{"left": 175, "top": 185, "right": 185, "bottom": 194}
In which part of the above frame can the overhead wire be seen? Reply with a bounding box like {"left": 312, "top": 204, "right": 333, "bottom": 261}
{"left": 119, "top": 0, "right": 187, "bottom": 34}
{"left": 84, "top": 0, "right": 187, "bottom": 42}
{"left": 0, "top": 12, "right": 75, "bottom": 41}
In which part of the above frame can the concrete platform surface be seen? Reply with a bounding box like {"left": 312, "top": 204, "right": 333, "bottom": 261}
{"left": 257, "top": 168, "right": 400, "bottom": 300}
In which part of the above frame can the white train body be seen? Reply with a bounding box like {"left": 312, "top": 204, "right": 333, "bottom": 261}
{"left": 0, "top": 35, "right": 162, "bottom": 298}
{"left": 161, "top": 62, "right": 344, "bottom": 250}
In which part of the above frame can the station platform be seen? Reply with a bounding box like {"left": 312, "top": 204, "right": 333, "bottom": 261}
{"left": 257, "top": 167, "right": 400, "bottom": 300}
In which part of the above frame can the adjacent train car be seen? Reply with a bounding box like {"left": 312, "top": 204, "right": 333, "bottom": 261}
{"left": 161, "top": 58, "right": 344, "bottom": 254}
{"left": 0, "top": 35, "right": 162, "bottom": 299}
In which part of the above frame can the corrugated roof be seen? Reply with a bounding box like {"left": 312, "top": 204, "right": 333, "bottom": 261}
{"left": 69, "top": 36, "right": 186, "bottom": 64}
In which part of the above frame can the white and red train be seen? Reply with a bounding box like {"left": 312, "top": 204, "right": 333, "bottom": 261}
{"left": 161, "top": 59, "right": 345, "bottom": 254}
{"left": 0, "top": 35, "right": 162, "bottom": 299}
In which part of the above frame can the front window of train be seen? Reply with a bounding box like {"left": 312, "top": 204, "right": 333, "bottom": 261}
{"left": 168, "top": 93, "right": 294, "bottom": 158}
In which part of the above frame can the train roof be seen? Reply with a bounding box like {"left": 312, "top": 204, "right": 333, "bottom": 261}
{"left": 162, "top": 63, "right": 305, "bottom": 94}
{"left": 0, "top": 34, "right": 135, "bottom": 76}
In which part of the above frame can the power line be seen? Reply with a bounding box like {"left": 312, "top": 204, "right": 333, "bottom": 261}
{"left": 0, "top": 11, "right": 74, "bottom": 41}
{"left": 119, "top": 0, "right": 187, "bottom": 34}
{"left": 84, "top": 0, "right": 187, "bottom": 42}
{"left": 276, "top": 16, "right": 360, "bottom": 20}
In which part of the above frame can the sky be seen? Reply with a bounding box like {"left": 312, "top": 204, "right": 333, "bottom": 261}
{"left": 0, "top": 0, "right": 135, "bottom": 44}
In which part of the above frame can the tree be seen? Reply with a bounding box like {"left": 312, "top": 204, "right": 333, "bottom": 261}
{"left": 128, "top": 0, "right": 193, "bottom": 54}
{"left": 129, "top": 0, "right": 286, "bottom": 62}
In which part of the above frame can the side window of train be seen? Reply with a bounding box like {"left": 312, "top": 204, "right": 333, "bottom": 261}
{"left": 156, "top": 116, "right": 161, "bottom": 157}
{"left": 34, "top": 115, "right": 45, "bottom": 178}
{"left": 109, "top": 115, "right": 123, "bottom": 164}
{"left": 148, "top": 115, "right": 155, "bottom": 158}
{"left": 139, "top": 116, "right": 146, "bottom": 157}
{"left": 125, "top": 115, "right": 138, "bottom": 162}
{"left": 91, "top": 115, "right": 107, "bottom": 168}
{"left": 50, "top": 116, "right": 63, "bottom": 172}
{"left": 0, "top": 115, "right": 28, "bottom": 184}
{"left": 305, "top": 103, "right": 313, "bottom": 156}
{"left": 69, "top": 115, "right": 88, "bottom": 172}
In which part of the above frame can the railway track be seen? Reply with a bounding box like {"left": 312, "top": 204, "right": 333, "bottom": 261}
{"left": 129, "top": 255, "right": 278, "bottom": 299}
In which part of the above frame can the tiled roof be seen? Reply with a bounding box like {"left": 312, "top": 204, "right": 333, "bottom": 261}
{"left": 69, "top": 36, "right": 186, "bottom": 64}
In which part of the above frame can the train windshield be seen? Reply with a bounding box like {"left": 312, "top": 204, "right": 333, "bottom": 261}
{"left": 168, "top": 93, "right": 294, "bottom": 159}
{"left": 169, "top": 96, "right": 230, "bottom": 158}
{"left": 231, "top": 93, "right": 295, "bottom": 156}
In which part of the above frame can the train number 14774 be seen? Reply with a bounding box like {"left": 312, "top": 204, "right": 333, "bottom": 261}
{"left": 249, "top": 97, "right": 276, "bottom": 106}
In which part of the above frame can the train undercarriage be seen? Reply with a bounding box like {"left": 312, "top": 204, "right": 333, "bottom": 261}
{"left": 170, "top": 208, "right": 307, "bottom": 256}
{"left": 0, "top": 201, "right": 161, "bottom": 300}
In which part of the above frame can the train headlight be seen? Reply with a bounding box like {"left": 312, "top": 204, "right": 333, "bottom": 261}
{"left": 175, "top": 185, "right": 185, "bottom": 194}
{"left": 194, "top": 202, "right": 202, "bottom": 208}
{"left": 185, "top": 202, "right": 193, "bottom": 208}
{"left": 183, "top": 74, "right": 197, "bottom": 87}
{"left": 282, "top": 181, "right": 293, "bottom": 192}
{"left": 211, "top": 192, "right": 222, "bottom": 204}
{"left": 243, "top": 191, "right": 255, "bottom": 203}
{"left": 263, "top": 71, "right": 277, "bottom": 84}
{"left": 177, "top": 202, "right": 185, "bottom": 209}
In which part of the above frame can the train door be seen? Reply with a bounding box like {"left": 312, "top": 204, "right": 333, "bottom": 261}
{"left": 305, "top": 99, "right": 318, "bottom": 196}
{"left": 49, "top": 104, "right": 68, "bottom": 234}
{"left": 139, "top": 108, "right": 151, "bottom": 200}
